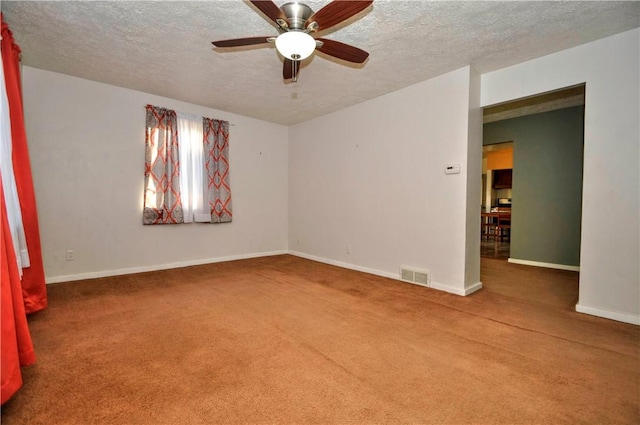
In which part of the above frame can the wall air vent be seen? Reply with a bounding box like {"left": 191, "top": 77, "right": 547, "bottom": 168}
{"left": 399, "top": 265, "right": 431, "bottom": 288}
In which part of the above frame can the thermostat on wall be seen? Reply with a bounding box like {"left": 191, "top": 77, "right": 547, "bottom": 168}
{"left": 445, "top": 163, "right": 461, "bottom": 174}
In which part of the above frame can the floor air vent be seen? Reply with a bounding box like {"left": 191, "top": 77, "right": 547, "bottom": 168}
{"left": 400, "top": 265, "right": 431, "bottom": 287}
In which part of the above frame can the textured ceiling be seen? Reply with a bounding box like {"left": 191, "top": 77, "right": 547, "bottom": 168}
{"left": 2, "top": 1, "right": 639, "bottom": 125}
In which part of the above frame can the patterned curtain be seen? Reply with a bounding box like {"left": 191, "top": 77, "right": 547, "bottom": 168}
{"left": 143, "top": 105, "right": 183, "bottom": 224}
{"left": 203, "top": 118, "right": 232, "bottom": 223}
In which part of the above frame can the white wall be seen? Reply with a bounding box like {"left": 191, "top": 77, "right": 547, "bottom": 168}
{"left": 482, "top": 29, "right": 640, "bottom": 324}
{"left": 464, "top": 68, "right": 483, "bottom": 288}
{"left": 21, "top": 29, "right": 639, "bottom": 325}
{"left": 22, "top": 67, "right": 289, "bottom": 282}
{"left": 288, "top": 66, "right": 481, "bottom": 294}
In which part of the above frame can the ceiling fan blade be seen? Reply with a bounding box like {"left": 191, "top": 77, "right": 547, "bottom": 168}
{"left": 212, "top": 37, "right": 273, "bottom": 48}
{"left": 283, "top": 59, "right": 293, "bottom": 80}
{"left": 306, "top": 0, "right": 373, "bottom": 31}
{"left": 250, "top": 0, "right": 287, "bottom": 24}
{"left": 283, "top": 59, "right": 301, "bottom": 81}
{"left": 316, "top": 38, "right": 369, "bottom": 63}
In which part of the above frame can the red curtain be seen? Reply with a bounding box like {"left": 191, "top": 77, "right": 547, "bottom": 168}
{"left": 1, "top": 14, "right": 47, "bottom": 313}
{"left": 1, "top": 180, "right": 35, "bottom": 404}
{"left": 1, "top": 13, "right": 45, "bottom": 404}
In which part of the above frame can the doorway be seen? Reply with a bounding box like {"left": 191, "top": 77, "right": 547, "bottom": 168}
{"left": 480, "top": 84, "right": 585, "bottom": 269}
{"left": 481, "top": 142, "right": 513, "bottom": 259}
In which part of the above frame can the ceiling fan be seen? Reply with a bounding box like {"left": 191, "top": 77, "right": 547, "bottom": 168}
{"left": 212, "top": 0, "right": 373, "bottom": 82}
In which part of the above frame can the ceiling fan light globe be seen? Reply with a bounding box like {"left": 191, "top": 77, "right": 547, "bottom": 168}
{"left": 275, "top": 31, "right": 315, "bottom": 61}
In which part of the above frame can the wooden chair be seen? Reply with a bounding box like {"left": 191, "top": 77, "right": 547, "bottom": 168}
{"left": 481, "top": 212, "right": 499, "bottom": 240}
{"left": 496, "top": 208, "right": 511, "bottom": 240}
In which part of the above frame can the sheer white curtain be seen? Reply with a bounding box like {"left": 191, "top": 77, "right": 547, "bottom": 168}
{"left": 176, "top": 113, "right": 207, "bottom": 223}
{"left": 0, "top": 54, "right": 29, "bottom": 275}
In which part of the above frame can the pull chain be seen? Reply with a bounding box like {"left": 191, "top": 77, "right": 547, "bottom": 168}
{"left": 291, "top": 53, "right": 300, "bottom": 83}
{"left": 292, "top": 60, "right": 298, "bottom": 83}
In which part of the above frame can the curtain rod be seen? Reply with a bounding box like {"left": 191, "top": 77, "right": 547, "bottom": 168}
{"left": 146, "top": 105, "right": 234, "bottom": 126}
{"left": 176, "top": 111, "right": 235, "bottom": 126}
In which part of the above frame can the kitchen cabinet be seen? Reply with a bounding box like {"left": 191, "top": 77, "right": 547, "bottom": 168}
{"left": 493, "top": 169, "right": 512, "bottom": 189}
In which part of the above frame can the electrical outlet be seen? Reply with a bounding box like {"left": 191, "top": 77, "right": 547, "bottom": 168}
{"left": 346, "top": 245, "right": 352, "bottom": 254}
{"left": 66, "top": 250, "right": 75, "bottom": 261}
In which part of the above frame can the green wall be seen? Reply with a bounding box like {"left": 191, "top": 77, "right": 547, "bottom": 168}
{"left": 483, "top": 106, "right": 584, "bottom": 267}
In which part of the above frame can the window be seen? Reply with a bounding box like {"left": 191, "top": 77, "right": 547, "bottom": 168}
{"left": 177, "top": 112, "right": 207, "bottom": 222}
{"left": 143, "top": 104, "right": 232, "bottom": 225}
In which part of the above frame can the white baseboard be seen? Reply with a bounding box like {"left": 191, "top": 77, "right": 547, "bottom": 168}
{"left": 508, "top": 258, "right": 580, "bottom": 272}
{"left": 48, "top": 249, "right": 483, "bottom": 300}
{"left": 45, "top": 250, "right": 289, "bottom": 284}
{"left": 429, "top": 281, "right": 483, "bottom": 296}
{"left": 575, "top": 303, "right": 640, "bottom": 326}
{"left": 464, "top": 281, "right": 484, "bottom": 296}
{"left": 288, "top": 251, "right": 398, "bottom": 280}
{"left": 288, "top": 251, "right": 479, "bottom": 297}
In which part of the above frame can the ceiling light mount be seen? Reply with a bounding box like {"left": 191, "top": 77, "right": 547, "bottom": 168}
{"left": 280, "top": 2, "right": 314, "bottom": 30}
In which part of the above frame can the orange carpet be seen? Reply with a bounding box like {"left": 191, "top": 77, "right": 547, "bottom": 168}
{"left": 1, "top": 255, "right": 638, "bottom": 424}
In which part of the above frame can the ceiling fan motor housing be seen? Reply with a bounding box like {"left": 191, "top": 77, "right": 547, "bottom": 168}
{"left": 280, "top": 2, "right": 314, "bottom": 30}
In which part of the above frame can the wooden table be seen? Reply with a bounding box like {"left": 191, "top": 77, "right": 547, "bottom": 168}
{"left": 481, "top": 210, "right": 511, "bottom": 240}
